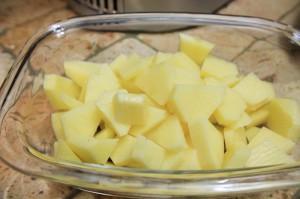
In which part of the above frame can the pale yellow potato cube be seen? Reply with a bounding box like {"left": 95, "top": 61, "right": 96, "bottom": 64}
{"left": 245, "top": 127, "right": 260, "bottom": 142}
{"left": 233, "top": 73, "right": 275, "bottom": 111}
{"left": 96, "top": 90, "right": 130, "bottom": 137}
{"left": 67, "top": 137, "right": 118, "bottom": 164}
{"left": 51, "top": 112, "right": 65, "bottom": 140}
{"left": 229, "top": 112, "right": 252, "bottom": 129}
{"left": 201, "top": 56, "right": 238, "bottom": 79}
{"left": 129, "top": 106, "right": 168, "bottom": 136}
{"left": 223, "top": 146, "right": 251, "bottom": 169}
{"left": 43, "top": 74, "right": 80, "bottom": 110}
{"left": 61, "top": 103, "right": 102, "bottom": 139}
{"left": 54, "top": 140, "right": 81, "bottom": 163}
{"left": 59, "top": 93, "right": 82, "bottom": 109}
{"left": 188, "top": 118, "right": 224, "bottom": 169}
{"left": 246, "top": 140, "right": 295, "bottom": 167}
{"left": 84, "top": 65, "right": 120, "bottom": 102}
{"left": 130, "top": 136, "right": 165, "bottom": 169}
{"left": 110, "top": 54, "right": 127, "bottom": 73}
{"left": 154, "top": 52, "right": 172, "bottom": 64}
{"left": 95, "top": 128, "right": 115, "bottom": 139}
{"left": 220, "top": 75, "right": 241, "bottom": 87}
{"left": 115, "top": 54, "right": 153, "bottom": 81}
{"left": 179, "top": 33, "right": 214, "bottom": 64}
{"left": 64, "top": 61, "right": 101, "bottom": 87}
{"left": 224, "top": 128, "right": 247, "bottom": 152}
{"left": 120, "top": 78, "right": 142, "bottom": 93}
{"left": 267, "top": 98, "right": 300, "bottom": 141}
{"left": 161, "top": 151, "right": 186, "bottom": 170}
{"left": 113, "top": 92, "right": 147, "bottom": 125}
{"left": 247, "top": 107, "right": 269, "bottom": 127}
{"left": 110, "top": 135, "right": 136, "bottom": 166}
{"left": 176, "top": 149, "right": 201, "bottom": 170}
{"left": 146, "top": 115, "right": 188, "bottom": 151}
{"left": 214, "top": 88, "right": 246, "bottom": 126}
{"left": 169, "top": 84, "right": 225, "bottom": 122}
{"left": 135, "top": 62, "right": 176, "bottom": 105}
{"left": 248, "top": 127, "right": 295, "bottom": 153}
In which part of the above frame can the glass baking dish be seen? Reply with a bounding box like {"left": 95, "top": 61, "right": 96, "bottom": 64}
{"left": 1, "top": 13, "right": 300, "bottom": 198}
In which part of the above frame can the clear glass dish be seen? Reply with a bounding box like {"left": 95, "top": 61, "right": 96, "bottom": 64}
{"left": 1, "top": 13, "right": 300, "bottom": 197}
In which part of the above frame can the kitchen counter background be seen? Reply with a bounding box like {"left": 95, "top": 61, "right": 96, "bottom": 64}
{"left": 1, "top": 0, "right": 300, "bottom": 198}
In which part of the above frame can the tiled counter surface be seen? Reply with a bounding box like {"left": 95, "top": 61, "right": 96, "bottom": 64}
{"left": 1, "top": 0, "right": 300, "bottom": 198}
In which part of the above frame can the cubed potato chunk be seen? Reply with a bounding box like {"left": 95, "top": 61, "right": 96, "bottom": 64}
{"left": 61, "top": 103, "right": 102, "bottom": 139}
{"left": 201, "top": 56, "right": 238, "bottom": 79}
{"left": 224, "top": 128, "right": 247, "bottom": 152}
{"left": 130, "top": 136, "right": 165, "bottom": 169}
{"left": 95, "top": 128, "right": 115, "bottom": 139}
{"left": 223, "top": 146, "right": 251, "bottom": 169}
{"left": 248, "top": 127, "right": 295, "bottom": 153}
{"left": 96, "top": 90, "right": 130, "bottom": 137}
{"left": 188, "top": 118, "right": 224, "bottom": 169}
{"left": 169, "top": 84, "right": 225, "bottom": 122}
{"left": 84, "top": 65, "right": 120, "bottom": 102}
{"left": 120, "top": 78, "right": 142, "bottom": 93}
{"left": 59, "top": 93, "right": 82, "bottom": 109}
{"left": 245, "top": 127, "right": 260, "bottom": 142}
{"left": 129, "top": 106, "right": 168, "bottom": 136}
{"left": 51, "top": 112, "right": 65, "bottom": 140}
{"left": 110, "top": 135, "right": 136, "bottom": 166}
{"left": 146, "top": 115, "right": 188, "bottom": 151}
{"left": 246, "top": 140, "right": 295, "bottom": 167}
{"left": 113, "top": 92, "right": 147, "bottom": 125}
{"left": 267, "top": 98, "right": 300, "bottom": 141}
{"left": 64, "top": 61, "right": 101, "bottom": 87}
{"left": 43, "top": 74, "right": 80, "bottom": 110}
{"left": 179, "top": 33, "right": 214, "bottom": 64}
{"left": 247, "top": 107, "right": 269, "bottom": 127}
{"left": 229, "top": 112, "right": 252, "bottom": 129}
{"left": 162, "top": 149, "right": 201, "bottom": 170}
{"left": 214, "top": 88, "right": 246, "bottom": 126}
{"left": 67, "top": 137, "right": 118, "bottom": 164}
{"left": 110, "top": 54, "right": 127, "bottom": 73}
{"left": 54, "top": 140, "right": 81, "bottom": 163}
{"left": 233, "top": 73, "right": 275, "bottom": 111}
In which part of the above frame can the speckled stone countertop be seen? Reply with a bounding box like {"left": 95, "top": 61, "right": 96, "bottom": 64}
{"left": 1, "top": 0, "right": 300, "bottom": 198}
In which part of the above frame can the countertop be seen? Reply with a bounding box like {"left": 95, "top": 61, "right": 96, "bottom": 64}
{"left": 1, "top": 0, "right": 300, "bottom": 198}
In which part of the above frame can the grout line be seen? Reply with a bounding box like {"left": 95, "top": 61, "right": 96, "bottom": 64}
{"left": 231, "top": 39, "right": 257, "bottom": 62}
{"left": 278, "top": 1, "right": 300, "bottom": 21}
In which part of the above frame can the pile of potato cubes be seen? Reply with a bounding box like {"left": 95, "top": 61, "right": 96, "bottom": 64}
{"left": 44, "top": 34, "right": 300, "bottom": 170}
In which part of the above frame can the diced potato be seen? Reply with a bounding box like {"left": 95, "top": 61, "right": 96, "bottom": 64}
{"left": 96, "top": 90, "right": 130, "bottom": 137}
{"left": 245, "top": 127, "right": 260, "bottom": 142}
{"left": 223, "top": 146, "right": 251, "bottom": 169}
{"left": 115, "top": 54, "right": 153, "bottom": 80}
{"left": 177, "top": 149, "right": 201, "bottom": 170}
{"left": 135, "top": 62, "right": 176, "bottom": 105}
{"left": 246, "top": 140, "right": 295, "bottom": 167}
{"left": 110, "top": 135, "right": 136, "bottom": 166}
{"left": 84, "top": 65, "right": 120, "bottom": 102}
{"left": 220, "top": 75, "right": 240, "bottom": 87}
{"left": 248, "top": 127, "right": 295, "bottom": 153}
{"left": 204, "top": 77, "right": 225, "bottom": 86}
{"left": 64, "top": 61, "right": 101, "bottom": 87}
{"left": 247, "top": 107, "right": 269, "bottom": 127}
{"left": 267, "top": 98, "right": 300, "bottom": 141}
{"left": 169, "top": 84, "right": 225, "bottom": 122}
{"left": 113, "top": 92, "right": 147, "bottom": 125}
{"left": 130, "top": 136, "right": 165, "bottom": 169}
{"left": 43, "top": 74, "right": 80, "bottom": 110}
{"left": 110, "top": 54, "right": 127, "bottom": 73}
{"left": 120, "top": 78, "right": 141, "bottom": 93}
{"left": 188, "top": 118, "right": 224, "bottom": 169}
{"left": 201, "top": 56, "right": 238, "bottom": 79}
{"left": 67, "top": 137, "right": 118, "bottom": 164}
{"left": 95, "top": 128, "right": 115, "bottom": 139}
{"left": 229, "top": 112, "right": 252, "bottom": 129}
{"left": 54, "top": 140, "right": 81, "bottom": 163}
{"left": 154, "top": 52, "right": 172, "bottom": 64}
{"left": 179, "top": 33, "right": 214, "bottom": 64}
{"left": 61, "top": 103, "right": 102, "bottom": 139}
{"left": 59, "top": 93, "right": 82, "bottom": 109}
{"left": 51, "top": 112, "right": 65, "bottom": 140}
{"left": 129, "top": 106, "right": 168, "bottom": 136}
{"left": 214, "top": 88, "right": 246, "bottom": 126}
{"left": 146, "top": 115, "right": 188, "bottom": 151}
{"left": 224, "top": 128, "right": 247, "bottom": 152}
{"left": 233, "top": 73, "right": 275, "bottom": 111}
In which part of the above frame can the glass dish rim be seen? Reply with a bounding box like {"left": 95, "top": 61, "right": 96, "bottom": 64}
{"left": 1, "top": 13, "right": 300, "bottom": 196}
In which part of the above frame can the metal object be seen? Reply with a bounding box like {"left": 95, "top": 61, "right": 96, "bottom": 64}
{"left": 69, "top": 0, "right": 231, "bottom": 15}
